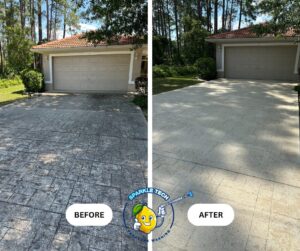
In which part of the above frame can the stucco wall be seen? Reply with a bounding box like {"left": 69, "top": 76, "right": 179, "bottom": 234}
{"left": 132, "top": 48, "right": 143, "bottom": 80}
{"left": 215, "top": 44, "right": 222, "bottom": 70}
{"left": 42, "top": 55, "right": 50, "bottom": 82}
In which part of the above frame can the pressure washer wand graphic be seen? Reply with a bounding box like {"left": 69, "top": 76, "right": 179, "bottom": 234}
{"left": 157, "top": 191, "right": 193, "bottom": 217}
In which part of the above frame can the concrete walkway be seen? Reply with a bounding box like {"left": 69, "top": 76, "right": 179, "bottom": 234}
{"left": 0, "top": 94, "right": 147, "bottom": 250}
{"left": 153, "top": 79, "right": 300, "bottom": 251}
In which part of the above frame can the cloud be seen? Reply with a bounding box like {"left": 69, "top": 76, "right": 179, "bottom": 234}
{"left": 79, "top": 23, "right": 98, "bottom": 31}
{"left": 52, "top": 23, "right": 99, "bottom": 39}
{"left": 56, "top": 29, "right": 64, "bottom": 39}
{"left": 254, "top": 15, "right": 272, "bottom": 24}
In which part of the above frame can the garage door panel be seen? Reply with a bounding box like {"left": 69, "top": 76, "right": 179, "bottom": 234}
{"left": 225, "top": 46, "right": 297, "bottom": 81}
{"left": 53, "top": 54, "right": 130, "bottom": 92}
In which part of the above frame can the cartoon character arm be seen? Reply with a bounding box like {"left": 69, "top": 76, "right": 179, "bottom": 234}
{"left": 133, "top": 218, "right": 141, "bottom": 230}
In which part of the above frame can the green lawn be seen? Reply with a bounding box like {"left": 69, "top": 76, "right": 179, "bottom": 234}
{"left": 0, "top": 84, "right": 27, "bottom": 106}
{"left": 153, "top": 76, "right": 203, "bottom": 94}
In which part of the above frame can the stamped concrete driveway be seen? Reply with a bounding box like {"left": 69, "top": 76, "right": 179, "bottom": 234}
{"left": 153, "top": 79, "right": 300, "bottom": 251}
{"left": 0, "top": 94, "right": 147, "bottom": 251}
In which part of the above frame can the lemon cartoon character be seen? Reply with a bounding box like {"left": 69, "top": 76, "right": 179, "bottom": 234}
{"left": 133, "top": 204, "right": 157, "bottom": 234}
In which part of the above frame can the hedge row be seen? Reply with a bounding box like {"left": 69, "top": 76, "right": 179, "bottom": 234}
{"left": 153, "top": 65, "right": 198, "bottom": 78}
{"left": 153, "top": 57, "right": 217, "bottom": 80}
{"left": 0, "top": 70, "right": 44, "bottom": 93}
{"left": 0, "top": 76, "right": 23, "bottom": 89}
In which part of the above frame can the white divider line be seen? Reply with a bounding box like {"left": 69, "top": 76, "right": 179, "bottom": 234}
{"left": 147, "top": 0, "right": 153, "bottom": 249}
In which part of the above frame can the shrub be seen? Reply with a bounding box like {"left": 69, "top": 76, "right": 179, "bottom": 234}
{"left": 133, "top": 95, "right": 147, "bottom": 110}
{"left": 153, "top": 65, "right": 169, "bottom": 78}
{"left": 0, "top": 76, "right": 23, "bottom": 89}
{"left": 2, "top": 67, "right": 17, "bottom": 79}
{"left": 173, "top": 65, "right": 198, "bottom": 76}
{"left": 21, "top": 70, "right": 43, "bottom": 92}
{"left": 6, "top": 26, "right": 33, "bottom": 72}
{"left": 194, "top": 57, "right": 217, "bottom": 80}
{"left": 153, "top": 64, "right": 198, "bottom": 78}
{"left": 132, "top": 95, "right": 147, "bottom": 119}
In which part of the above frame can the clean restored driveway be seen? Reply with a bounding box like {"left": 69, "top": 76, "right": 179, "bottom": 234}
{"left": 0, "top": 94, "right": 147, "bottom": 250}
{"left": 153, "top": 79, "right": 300, "bottom": 250}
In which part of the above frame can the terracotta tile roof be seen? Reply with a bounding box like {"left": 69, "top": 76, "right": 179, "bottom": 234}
{"left": 207, "top": 26, "right": 297, "bottom": 39}
{"left": 32, "top": 34, "right": 133, "bottom": 49}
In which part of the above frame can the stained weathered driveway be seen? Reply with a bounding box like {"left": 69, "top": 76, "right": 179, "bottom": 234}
{"left": 0, "top": 94, "right": 147, "bottom": 250}
{"left": 153, "top": 79, "right": 300, "bottom": 250}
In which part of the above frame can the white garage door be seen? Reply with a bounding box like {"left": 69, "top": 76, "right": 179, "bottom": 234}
{"left": 53, "top": 54, "right": 130, "bottom": 92}
{"left": 225, "top": 46, "right": 297, "bottom": 81}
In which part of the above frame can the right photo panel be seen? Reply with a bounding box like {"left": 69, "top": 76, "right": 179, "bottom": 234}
{"left": 152, "top": 0, "right": 300, "bottom": 250}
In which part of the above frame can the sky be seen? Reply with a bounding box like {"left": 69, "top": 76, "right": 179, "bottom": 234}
{"left": 38, "top": 1, "right": 100, "bottom": 40}
{"left": 234, "top": 14, "right": 271, "bottom": 29}
{"left": 47, "top": 4, "right": 271, "bottom": 41}
{"left": 214, "top": 7, "right": 271, "bottom": 31}
{"left": 55, "top": 21, "right": 99, "bottom": 39}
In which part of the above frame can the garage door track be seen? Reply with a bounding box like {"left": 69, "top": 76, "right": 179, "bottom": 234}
{"left": 0, "top": 94, "right": 147, "bottom": 250}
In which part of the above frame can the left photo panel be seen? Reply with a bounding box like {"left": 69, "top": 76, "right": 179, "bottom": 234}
{"left": 0, "top": 0, "right": 148, "bottom": 250}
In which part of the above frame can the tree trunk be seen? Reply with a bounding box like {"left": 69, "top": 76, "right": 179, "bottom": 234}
{"left": 207, "top": 0, "right": 211, "bottom": 31}
{"left": 49, "top": 0, "right": 53, "bottom": 40}
{"left": 229, "top": 0, "right": 234, "bottom": 30}
{"left": 38, "top": 0, "right": 42, "bottom": 42}
{"left": 222, "top": 0, "right": 225, "bottom": 30}
{"left": 161, "top": 1, "right": 167, "bottom": 37}
{"left": 19, "top": 0, "right": 25, "bottom": 28}
{"left": 6, "top": 0, "right": 15, "bottom": 49}
{"left": 197, "top": 0, "right": 203, "bottom": 20}
{"left": 63, "top": 11, "right": 66, "bottom": 38}
{"left": 53, "top": 2, "right": 57, "bottom": 40}
{"left": 238, "top": 0, "right": 243, "bottom": 29}
{"left": 224, "top": 0, "right": 229, "bottom": 29}
{"left": 173, "top": 0, "right": 180, "bottom": 57}
{"left": 158, "top": 2, "right": 162, "bottom": 36}
{"left": 166, "top": 0, "right": 172, "bottom": 59}
{"left": 46, "top": 0, "right": 49, "bottom": 40}
{"left": 30, "top": 0, "right": 36, "bottom": 42}
{"left": 0, "top": 42, "right": 4, "bottom": 75}
{"left": 214, "top": 0, "right": 218, "bottom": 33}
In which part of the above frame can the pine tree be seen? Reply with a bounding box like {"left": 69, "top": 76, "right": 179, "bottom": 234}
{"left": 83, "top": 0, "right": 147, "bottom": 47}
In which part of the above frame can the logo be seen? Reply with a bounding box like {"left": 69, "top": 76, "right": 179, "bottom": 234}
{"left": 123, "top": 187, "right": 193, "bottom": 242}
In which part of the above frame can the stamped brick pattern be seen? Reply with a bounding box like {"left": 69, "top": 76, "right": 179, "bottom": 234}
{"left": 0, "top": 94, "right": 147, "bottom": 251}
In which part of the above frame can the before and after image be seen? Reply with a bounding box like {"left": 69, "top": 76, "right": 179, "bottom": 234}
{"left": 0, "top": 0, "right": 299, "bottom": 250}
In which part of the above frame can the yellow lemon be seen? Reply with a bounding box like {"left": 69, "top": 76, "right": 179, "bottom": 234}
{"left": 136, "top": 206, "right": 157, "bottom": 234}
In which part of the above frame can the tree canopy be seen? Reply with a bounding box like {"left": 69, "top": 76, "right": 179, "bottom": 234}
{"left": 83, "top": 0, "right": 148, "bottom": 47}
{"left": 0, "top": 0, "right": 81, "bottom": 75}
{"left": 258, "top": 0, "right": 300, "bottom": 35}
{"left": 153, "top": 0, "right": 258, "bottom": 65}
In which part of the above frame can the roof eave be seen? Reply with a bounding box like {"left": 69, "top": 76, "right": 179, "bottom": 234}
{"left": 31, "top": 43, "right": 147, "bottom": 54}
{"left": 205, "top": 37, "right": 298, "bottom": 43}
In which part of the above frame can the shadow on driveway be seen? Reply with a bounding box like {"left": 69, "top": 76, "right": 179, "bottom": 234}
{"left": 0, "top": 94, "right": 147, "bottom": 250}
{"left": 153, "top": 79, "right": 300, "bottom": 251}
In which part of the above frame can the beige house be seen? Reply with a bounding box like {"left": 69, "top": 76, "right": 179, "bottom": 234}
{"left": 31, "top": 34, "right": 147, "bottom": 93}
{"left": 206, "top": 26, "right": 300, "bottom": 81}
